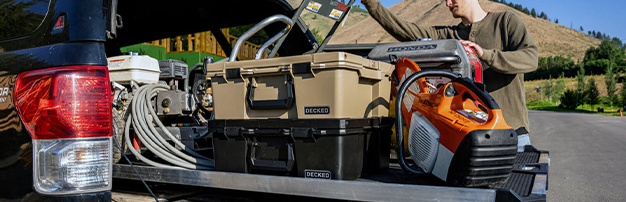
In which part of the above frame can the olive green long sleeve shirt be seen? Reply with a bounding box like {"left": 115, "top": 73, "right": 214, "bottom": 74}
{"left": 364, "top": 0, "right": 538, "bottom": 132}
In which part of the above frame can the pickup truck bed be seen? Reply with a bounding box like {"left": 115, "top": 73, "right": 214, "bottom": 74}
{"left": 112, "top": 146, "right": 548, "bottom": 202}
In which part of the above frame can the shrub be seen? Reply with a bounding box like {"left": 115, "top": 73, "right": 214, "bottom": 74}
{"left": 586, "top": 77, "right": 600, "bottom": 109}
{"left": 560, "top": 89, "right": 582, "bottom": 109}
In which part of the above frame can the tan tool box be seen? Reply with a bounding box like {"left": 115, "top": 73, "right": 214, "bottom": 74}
{"left": 205, "top": 52, "right": 393, "bottom": 119}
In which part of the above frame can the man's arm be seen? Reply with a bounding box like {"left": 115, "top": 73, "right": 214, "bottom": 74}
{"left": 362, "top": 0, "right": 450, "bottom": 41}
{"left": 480, "top": 12, "right": 538, "bottom": 74}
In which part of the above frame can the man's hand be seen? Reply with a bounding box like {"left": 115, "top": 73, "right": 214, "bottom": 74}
{"left": 459, "top": 40, "right": 484, "bottom": 58}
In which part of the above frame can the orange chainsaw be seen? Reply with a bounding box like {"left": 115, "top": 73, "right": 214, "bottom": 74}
{"left": 391, "top": 58, "right": 518, "bottom": 187}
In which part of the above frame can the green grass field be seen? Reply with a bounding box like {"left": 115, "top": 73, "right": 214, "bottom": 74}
{"left": 525, "top": 73, "right": 625, "bottom": 117}
{"left": 527, "top": 99, "right": 624, "bottom": 116}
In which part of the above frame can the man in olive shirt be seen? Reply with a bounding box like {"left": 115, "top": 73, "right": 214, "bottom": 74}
{"left": 362, "top": 0, "right": 537, "bottom": 147}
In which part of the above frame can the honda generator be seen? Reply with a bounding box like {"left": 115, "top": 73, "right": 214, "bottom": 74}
{"left": 368, "top": 39, "right": 483, "bottom": 91}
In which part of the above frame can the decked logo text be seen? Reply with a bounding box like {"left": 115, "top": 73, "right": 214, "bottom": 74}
{"left": 305, "top": 169, "right": 331, "bottom": 180}
{"left": 304, "top": 106, "right": 330, "bottom": 115}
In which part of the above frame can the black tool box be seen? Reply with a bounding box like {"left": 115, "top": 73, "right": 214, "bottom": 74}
{"left": 208, "top": 118, "right": 393, "bottom": 180}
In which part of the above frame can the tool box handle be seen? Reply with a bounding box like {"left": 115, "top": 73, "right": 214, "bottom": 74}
{"left": 246, "top": 75, "right": 295, "bottom": 110}
{"left": 249, "top": 143, "right": 295, "bottom": 172}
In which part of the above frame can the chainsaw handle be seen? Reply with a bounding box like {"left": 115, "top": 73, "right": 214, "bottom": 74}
{"left": 451, "top": 77, "right": 500, "bottom": 110}
{"left": 395, "top": 69, "right": 458, "bottom": 175}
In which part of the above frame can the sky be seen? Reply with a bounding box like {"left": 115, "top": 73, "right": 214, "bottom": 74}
{"left": 353, "top": 0, "right": 626, "bottom": 43}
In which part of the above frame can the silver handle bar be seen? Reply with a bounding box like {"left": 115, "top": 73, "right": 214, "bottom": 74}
{"left": 229, "top": 15, "right": 294, "bottom": 62}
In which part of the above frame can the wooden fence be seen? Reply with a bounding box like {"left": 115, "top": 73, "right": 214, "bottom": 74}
{"left": 144, "top": 28, "right": 271, "bottom": 60}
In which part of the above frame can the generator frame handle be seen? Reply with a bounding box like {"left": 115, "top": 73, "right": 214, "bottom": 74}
{"left": 412, "top": 56, "right": 460, "bottom": 63}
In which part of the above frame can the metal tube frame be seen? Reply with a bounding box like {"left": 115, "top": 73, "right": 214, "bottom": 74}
{"left": 229, "top": 15, "right": 293, "bottom": 62}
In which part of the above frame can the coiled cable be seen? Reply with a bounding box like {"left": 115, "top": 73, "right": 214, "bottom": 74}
{"left": 123, "top": 84, "right": 214, "bottom": 169}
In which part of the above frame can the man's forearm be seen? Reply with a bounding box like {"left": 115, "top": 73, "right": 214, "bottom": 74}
{"left": 481, "top": 46, "right": 538, "bottom": 74}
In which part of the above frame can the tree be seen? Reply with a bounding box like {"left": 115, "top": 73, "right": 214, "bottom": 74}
{"left": 525, "top": 56, "right": 577, "bottom": 80}
{"left": 605, "top": 59, "right": 618, "bottom": 111}
{"left": 539, "top": 12, "right": 548, "bottom": 20}
{"left": 586, "top": 77, "right": 600, "bottom": 110}
{"left": 592, "top": 30, "right": 596, "bottom": 37}
{"left": 531, "top": 8, "right": 536, "bottom": 18}
{"left": 583, "top": 39, "right": 626, "bottom": 75}
{"left": 580, "top": 26, "right": 584, "bottom": 32}
{"left": 621, "top": 82, "right": 626, "bottom": 110}
{"left": 555, "top": 19, "right": 558, "bottom": 24}
{"left": 554, "top": 73, "right": 567, "bottom": 104}
{"left": 588, "top": 31, "right": 592, "bottom": 36}
{"left": 576, "top": 64, "right": 587, "bottom": 108}
{"left": 543, "top": 75, "right": 555, "bottom": 103}
{"left": 610, "top": 37, "right": 624, "bottom": 49}
{"left": 522, "top": 7, "right": 530, "bottom": 15}
{"left": 576, "top": 64, "right": 586, "bottom": 91}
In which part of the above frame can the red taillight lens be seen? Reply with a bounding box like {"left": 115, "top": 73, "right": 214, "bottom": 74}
{"left": 14, "top": 66, "right": 112, "bottom": 139}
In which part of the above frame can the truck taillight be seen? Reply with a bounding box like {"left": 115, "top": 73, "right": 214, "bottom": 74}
{"left": 14, "top": 66, "right": 113, "bottom": 195}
